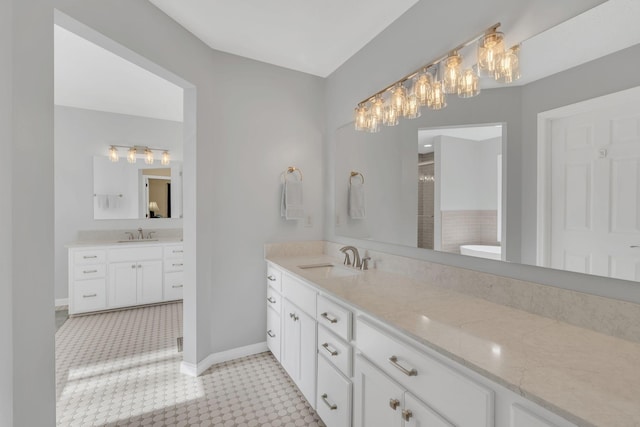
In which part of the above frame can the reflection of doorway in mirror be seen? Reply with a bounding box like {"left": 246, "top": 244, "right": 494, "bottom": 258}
{"left": 142, "top": 168, "right": 171, "bottom": 218}
{"left": 418, "top": 153, "right": 435, "bottom": 249}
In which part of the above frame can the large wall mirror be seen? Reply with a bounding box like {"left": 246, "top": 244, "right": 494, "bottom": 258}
{"left": 93, "top": 156, "right": 183, "bottom": 220}
{"left": 335, "top": 1, "right": 640, "bottom": 283}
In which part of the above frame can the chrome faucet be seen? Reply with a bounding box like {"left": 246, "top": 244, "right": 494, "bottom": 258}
{"left": 137, "top": 227, "right": 144, "bottom": 240}
{"left": 340, "top": 246, "right": 361, "bottom": 269}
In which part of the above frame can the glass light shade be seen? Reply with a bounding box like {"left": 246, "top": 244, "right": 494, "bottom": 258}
{"left": 354, "top": 105, "right": 369, "bottom": 131}
{"left": 370, "top": 96, "right": 385, "bottom": 122}
{"left": 149, "top": 201, "right": 159, "bottom": 211}
{"left": 413, "top": 72, "right": 432, "bottom": 106}
{"left": 383, "top": 104, "right": 399, "bottom": 126}
{"left": 366, "top": 114, "right": 380, "bottom": 133}
{"left": 405, "top": 93, "right": 421, "bottom": 119}
{"left": 144, "top": 148, "right": 154, "bottom": 165}
{"left": 443, "top": 52, "right": 462, "bottom": 94}
{"left": 108, "top": 146, "right": 119, "bottom": 162}
{"left": 477, "top": 31, "right": 504, "bottom": 77}
{"left": 161, "top": 150, "right": 170, "bottom": 166}
{"left": 391, "top": 84, "right": 407, "bottom": 113}
{"left": 495, "top": 45, "right": 521, "bottom": 83}
{"left": 127, "top": 147, "right": 137, "bottom": 164}
{"left": 428, "top": 80, "right": 447, "bottom": 110}
{"left": 457, "top": 68, "right": 480, "bottom": 98}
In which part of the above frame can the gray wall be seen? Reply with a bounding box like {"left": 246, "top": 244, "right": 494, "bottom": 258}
{"left": 0, "top": 0, "right": 13, "bottom": 424}
{"left": 54, "top": 105, "right": 184, "bottom": 301}
{"left": 324, "top": 0, "right": 640, "bottom": 303}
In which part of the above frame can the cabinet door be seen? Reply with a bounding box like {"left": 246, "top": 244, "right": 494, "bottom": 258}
{"left": 404, "top": 392, "right": 453, "bottom": 427}
{"left": 109, "top": 262, "right": 138, "bottom": 307}
{"left": 298, "top": 309, "right": 317, "bottom": 409}
{"left": 266, "top": 306, "right": 281, "bottom": 362}
{"left": 317, "top": 354, "right": 351, "bottom": 427}
{"left": 138, "top": 260, "right": 163, "bottom": 304}
{"left": 164, "top": 271, "right": 184, "bottom": 301}
{"left": 282, "top": 299, "right": 301, "bottom": 382}
{"left": 354, "top": 355, "right": 404, "bottom": 427}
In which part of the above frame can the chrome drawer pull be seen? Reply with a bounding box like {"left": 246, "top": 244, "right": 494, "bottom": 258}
{"left": 267, "top": 275, "right": 276, "bottom": 281}
{"left": 83, "top": 255, "right": 98, "bottom": 259}
{"left": 402, "top": 409, "right": 413, "bottom": 421}
{"left": 389, "top": 355, "right": 418, "bottom": 376}
{"left": 82, "top": 269, "right": 98, "bottom": 274}
{"left": 172, "top": 263, "right": 183, "bottom": 267}
{"left": 389, "top": 398, "right": 400, "bottom": 410}
{"left": 267, "top": 330, "right": 276, "bottom": 338}
{"left": 172, "top": 285, "right": 183, "bottom": 289}
{"left": 321, "top": 394, "right": 337, "bottom": 411}
{"left": 321, "top": 343, "right": 338, "bottom": 356}
{"left": 82, "top": 293, "right": 97, "bottom": 298}
{"left": 320, "top": 312, "right": 338, "bottom": 324}
{"left": 289, "top": 313, "right": 299, "bottom": 322}
{"left": 172, "top": 250, "right": 184, "bottom": 253}
{"left": 267, "top": 297, "right": 276, "bottom": 304}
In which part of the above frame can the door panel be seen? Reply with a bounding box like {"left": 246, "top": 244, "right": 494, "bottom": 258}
{"left": 354, "top": 355, "right": 404, "bottom": 427}
{"left": 138, "top": 260, "right": 163, "bottom": 304}
{"left": 109, "top": 262, "right": 138, "bottom": 307}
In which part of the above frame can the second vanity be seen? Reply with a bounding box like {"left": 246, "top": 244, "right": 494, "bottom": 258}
{"left": 68, "top": 239, "right": 184, "bottom": 315}
{"left": 265, "top": 246, "right": 640, "bottom": 427}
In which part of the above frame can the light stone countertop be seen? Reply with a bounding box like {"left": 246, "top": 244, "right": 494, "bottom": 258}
{"left": 266, "top": 254, "right": 640, "bottom": 427}
{"left": 65, "top": 238, "right": 183, "bottom": 248}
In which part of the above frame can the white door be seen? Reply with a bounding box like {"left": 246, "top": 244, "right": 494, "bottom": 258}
{"left": 281, "top": 299, "right": 301, "bottom": 383}
{"left": 550, "top": 99, "right": 640, "bottom": 280}
{"left": 404, "top": 392, "right": 453, "bottom": 427}
{"left": 137, "top": 260, "right": 163, "bottom": 304}
{"left": 353, "top": 355, "right": 404, "bottom": 427}
{"left": 109, "top": 262, "right": 138, "bottom": 307}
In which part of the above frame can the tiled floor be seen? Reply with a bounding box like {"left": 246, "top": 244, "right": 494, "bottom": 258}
{"left": 56, "top": 303, "right": 325, "bottom": 427}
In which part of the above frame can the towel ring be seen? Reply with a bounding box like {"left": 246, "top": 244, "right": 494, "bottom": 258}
{"left": 350, "top": 171, "right": 364, "bottom": 184}
{"left": 283, "top": 166, "right": 303, "bottom": 182}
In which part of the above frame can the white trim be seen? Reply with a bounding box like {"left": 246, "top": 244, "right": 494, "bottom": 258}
{"left": 180, "top": 341, "right": 269, "bottom": 377}
{"left": 536, "top": 85, "right": 640, "bottom": 267}
{"left": 55, "top": 298, "right": 69, "bottom": 308}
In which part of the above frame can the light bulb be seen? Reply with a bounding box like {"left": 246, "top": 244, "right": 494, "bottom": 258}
{"left": 413, "top": 71, "right": 432, "bottom": 107}
{"left": 144, "top": 148, "right": 154, "bottom": 165}
{"left": 428, "top": 80, "right": 446, "bottom": 110}
{"left": 477, "top": 30, "right": 504, "bottom": 77}
{"left": 443, "top": 52, "right": 462, "bottom": 94}
{"left": 495, "top": 45, "right": 521, "bottom": 83}
{"left": 354, "top": 105, "right": 369, "bottom": 131}
{"left": 370, "top": 95, "right": 385, "bottom": 122}
{"left": 391, "top": 84, "right": 407, "bottom": 114}
{"left": 161, "top": 151, "right": 170, "bottom": 166}
{"left": 109, "top": 146, "right": 119, "bottom": 162}
{"left": 127, "top": 147, "right": 137, "bottom": 164}
{"left": 405, "top": 93, "right": 421, "bottom": 119}
{"left": 457, "top": 68, "right": 480, "bottom": 98}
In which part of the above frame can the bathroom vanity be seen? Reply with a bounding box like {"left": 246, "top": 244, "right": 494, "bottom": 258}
{"left": 67, "top": 240, "right": 184, "bottom": 315}
{"left": 264, "top": 246, "right": 640, "bottom": 427}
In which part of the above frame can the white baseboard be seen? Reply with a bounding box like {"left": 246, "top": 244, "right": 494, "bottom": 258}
{"left": 55, "top": 298, "right": 69, "bottom": 308}
{"left": 180, "top": 341, "right": 269, "bottom": 377}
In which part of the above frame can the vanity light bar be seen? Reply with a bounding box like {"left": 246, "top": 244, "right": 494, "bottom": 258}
{"left": 108, "top": 145, "right": 171, "bottom": 165}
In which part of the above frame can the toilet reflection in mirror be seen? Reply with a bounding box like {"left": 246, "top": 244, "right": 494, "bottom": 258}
{"left": 417, "top": 124, "right": 503, "bottom": 260}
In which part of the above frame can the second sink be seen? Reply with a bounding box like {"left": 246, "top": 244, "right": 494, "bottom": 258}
{"left": 298, "top": 263, "right": 361, "bottom": 278}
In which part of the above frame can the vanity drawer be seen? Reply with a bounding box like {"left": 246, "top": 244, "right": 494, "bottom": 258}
{"left": 318, "top": 325, "right": 352, "bottom": 377}
{"left": 165, "top": 259, "right": 185, "bottom": 272}
{"left": 266, "top": 285, "right": 282, "bottom": 313}
{"left": 164, "top": 245, "right": 184, "bottom": 259}
{"left": 317, "top": 353, "right": 352, "bottom": 427}
{"left": 73, "top": 279, "right": 107, "bottom": 313}
{"left": 164, "top": 271, "right": 184, "bottom": 301}
{"left": 74, "top": 264, "right": 106, "bottom": 280}
{"left": 267, "top": 305, "right": 281, "bottom": 361}
{"left": 356, "top": 317, "right": 493, "bottom": 427}
{"left": 282, "top": 274, "right": 316, "bottom": 317}
{"left": 109, "top": 247, "right": 162, "bottom": 262}
{"left": 266, "top": 264, "right": 282, "bottom": 292}
{"left": 73, "top": 249, "right": 106, "bottom": 265}
{"left": 317, "top": 295, "right": 352, "bottom": 342}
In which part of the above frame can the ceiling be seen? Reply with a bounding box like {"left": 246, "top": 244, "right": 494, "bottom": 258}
{"left": 54, "top": 25, "right": 184, "bottom": 122}
{"left": 148, "top": 0, "right": 419, "bottom": 78}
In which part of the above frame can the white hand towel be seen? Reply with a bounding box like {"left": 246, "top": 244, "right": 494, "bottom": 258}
{"left": 281, "top": 180, "right": 304, "bottom": 220}
{"left": 107, "top": 195, "right": 120, "bottom": 209}
{"left": 349, "top": 181, "right": 365, "bottom": 219}
{"left": 96, "top": 195, "right": 108, "bottom": 209}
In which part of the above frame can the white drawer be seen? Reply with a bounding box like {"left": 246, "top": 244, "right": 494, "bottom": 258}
{"left": 266, "top": 264, "right": 282, "bottom": 292}
{"left": 164, "top": 245, "right": 184, "bottom": 259}
{"left": 73, "top": 249, "right": 106, "bottom": 265}
{"left": 318, "top": 325, "right": 352, "bottom": 377}
{"left": 164, "top": 259, "right": 185, "bottom": 272}
{"left": 282, "top": 274, "right": 316, "bottom": 317}
{"left": 356, "top": 317, "right": 493, "bottom": 427}
{"left": 74, "top": 264, "right": 106, "bottom": 280}
{"left": 266, "top": 285, "right": 282, "bottom": 313}
{"left": 164, "top": 271, "right": 184, "bottom": 301}
{"left": 267, "top": 306, "right": 281, "bottom": 362}
{"left": 317, "top": 353, "right": 352, "bottom": 427}
{"left": 317, "top": 295, "right": 352, "bottom": 342}
{"left": 109, "top": 246, "right": 162, "bottom": 262}
{"left": 73, "top": 279, "right": 107, "bottom": 313}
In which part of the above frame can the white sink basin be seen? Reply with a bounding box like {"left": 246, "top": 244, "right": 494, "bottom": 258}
{"left": 116, "top": 239, "right": 159, "bottom": 243}
{"left": 298, "top": 263, "right": 361, "bottom": 278}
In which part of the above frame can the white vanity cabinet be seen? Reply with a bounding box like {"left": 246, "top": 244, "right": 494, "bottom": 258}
{"left": 280, "top": 273, "right": 318, "bottom": 409}
{"left": 68, "top": 241, "right": 184, "bottom": 315}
